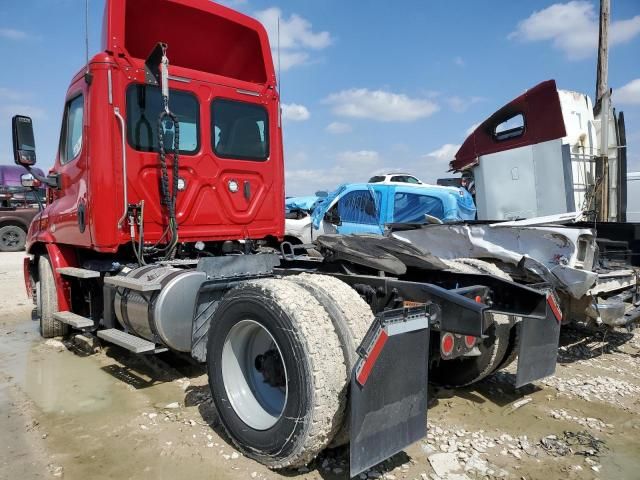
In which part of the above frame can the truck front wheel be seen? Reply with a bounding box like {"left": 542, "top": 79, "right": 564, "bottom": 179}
{"left": 207, "top": 279, "right": 347, "bottom": 469}
{"left": 37, "top": 255, "right": 68, "bottom": 338}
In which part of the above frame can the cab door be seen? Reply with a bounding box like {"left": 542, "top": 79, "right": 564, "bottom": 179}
{"left": 48, "top": 84, "right": 92, "bottom": 247}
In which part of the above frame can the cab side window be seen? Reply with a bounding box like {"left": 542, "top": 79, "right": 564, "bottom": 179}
{"left": 59, "top": 95, "right": 84, "bottom": 165}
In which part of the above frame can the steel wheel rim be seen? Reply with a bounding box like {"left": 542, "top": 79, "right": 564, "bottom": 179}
{"left": 222, "top": 319, "right": 288, "bottom": 430}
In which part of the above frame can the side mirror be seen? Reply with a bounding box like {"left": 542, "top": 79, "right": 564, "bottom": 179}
{"left": 21, "top": 173, "right": 41, "bottom": 189}
{"left": 324, "top": 209, "right": 342, "bottom": 226}
{"left": 12, "top": 115, "right": 37, "bottom": 167}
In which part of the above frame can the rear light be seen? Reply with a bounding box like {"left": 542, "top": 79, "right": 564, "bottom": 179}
{"left": 474, "top": 295, "right": 482, "bottom": 303}
{"left": 464, "top": 335, "right": 476, "bottom": 348}
{"left": 440, "top": 333, "right": 455, "bottom": 357}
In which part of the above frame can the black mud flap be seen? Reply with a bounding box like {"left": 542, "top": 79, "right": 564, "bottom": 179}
{"left": 350, "top": 307, "right": 430, "bottom": 477}
{"left": 515, "top": 293, "right": 562, "bottom": 388}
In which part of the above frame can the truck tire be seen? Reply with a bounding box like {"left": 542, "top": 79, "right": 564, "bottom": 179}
{"left": 432, "top": 259, "right": 512, "bottom": 386}
{"left": 38, "top": 255, "right": 69, "bottom": 338}
{"left": 451, "top": 258, "right": 511, "bottom": 280}
{"left": 452, "top": 259, "right": 522, "bottom": 375}
{"left": 0, "top": 225, "right": 26, "bottom": 252}
{"left": 207, "top": 279, "right": 347, "bottom": 469}
{"left": 286, "top": 273, "right": 374, "bottom": 445}
{"left": 429, "top": 318, "right": 512, "bottom": 387}
{"left": 287, "top": 273, "right": 373, "bottom": 368}
{"left": 495, "top": 322, "right": 520, "bottom": 371}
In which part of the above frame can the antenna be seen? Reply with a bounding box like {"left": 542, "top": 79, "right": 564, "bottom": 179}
{"left": 84, "top": 0, "right": 92, "bottom": 83}
{"left": 277, "top": 16, "right": 281, "bottom": 127}
{"left": 277, "top": 17, "right": 281, "bottom": 95}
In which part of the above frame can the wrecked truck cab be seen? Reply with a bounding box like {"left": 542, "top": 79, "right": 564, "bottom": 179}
{"left": 451, "top": 79, "right": 627, "bottom": 223}
{"left": 392, "top": 217, "right": 640, "bottom": 329}
{"left": 443, "top": 80, "right": 639, "bottom": 328}
{"left": 284, "top": 182, "right": 476, "bottom": 246}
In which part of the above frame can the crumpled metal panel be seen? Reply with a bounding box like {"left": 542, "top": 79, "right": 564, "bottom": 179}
{"left": 393, "top": 223, "right": 598, "bottom": 298}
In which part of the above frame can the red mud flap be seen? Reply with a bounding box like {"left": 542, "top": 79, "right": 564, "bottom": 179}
{"left": 515, "top": 292, "right": 562, "bottom": 388}
{"left": 350, "top": 307, "right": 430, "bottom": 477}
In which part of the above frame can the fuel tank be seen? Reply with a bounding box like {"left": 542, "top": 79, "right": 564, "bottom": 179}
{"left": 113, "top": 265, "right": 206, "bottom": 352}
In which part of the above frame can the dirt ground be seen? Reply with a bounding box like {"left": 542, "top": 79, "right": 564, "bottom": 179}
{"left": 1, "top": 251, "right": 639, "bottom": 480}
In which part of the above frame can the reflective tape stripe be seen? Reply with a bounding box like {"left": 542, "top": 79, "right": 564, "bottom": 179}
{"left": 356, "top": 329, "right": 388, "bottom": 386}
{"left": 547, "top": 294, "right": 562, "bottom": 323}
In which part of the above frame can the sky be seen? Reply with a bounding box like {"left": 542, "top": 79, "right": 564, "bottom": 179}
{"left": 0, "top": 0, "right": 639, "bottom": 196}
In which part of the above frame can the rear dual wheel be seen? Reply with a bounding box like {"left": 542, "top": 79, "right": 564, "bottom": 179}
{"left": 429, "top": 317, "right": 512, "bottom": 387}
{"left": 430, "top": 259, "right": 516, "bottom": 387}
{"left": 207, "top": 276, "right": 372, "bottom": 468}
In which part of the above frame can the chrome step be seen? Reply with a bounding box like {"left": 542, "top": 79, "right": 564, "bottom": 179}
{"left": 53, "top": 311, "right": 94, "bottom": 328}
{"left": 57, "top": 267, "right": 100, "bottom": 279}
{"left": 104, "top": 276, "right": 161, "bottom": 292}
{"left": 97, "top": 329, "right": 156, "bottom": 353}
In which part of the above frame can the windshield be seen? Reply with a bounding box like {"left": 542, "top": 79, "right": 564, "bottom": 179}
{"left": 391, "top": 175, "right": 420, "bottom": 184}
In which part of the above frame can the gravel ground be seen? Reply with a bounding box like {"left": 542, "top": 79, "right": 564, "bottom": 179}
{"left": 1, "top": 251, "right": 639, "bottom": 480}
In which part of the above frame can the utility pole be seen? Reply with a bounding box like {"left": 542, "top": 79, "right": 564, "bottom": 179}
{"left": 595, "top": 0, "right": 609, "bottom": 110}
{"left": 595, "top": 0, "right": 610, "bottom": 221}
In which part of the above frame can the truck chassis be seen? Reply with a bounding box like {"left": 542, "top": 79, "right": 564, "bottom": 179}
{"left": 24, "top": 237, "right": 560, "bottom": 475}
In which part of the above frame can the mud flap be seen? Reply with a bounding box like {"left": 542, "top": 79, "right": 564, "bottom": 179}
{"left": 515, "top": 293, "right": 562, "bottom": 388}
{"left": 350, "top": 307, "right": 430, "bottom": 477}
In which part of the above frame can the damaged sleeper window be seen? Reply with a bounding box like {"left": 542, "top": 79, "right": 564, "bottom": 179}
{"left": 126, "top": 85, "right": 199, "bottom": 154}
{"left": 212, "top": 99, "right": 269, "bottom": 161}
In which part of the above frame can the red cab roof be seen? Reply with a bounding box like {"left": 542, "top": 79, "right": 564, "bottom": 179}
{"left": 450, "top": 80, "right": 567, "bottom": 172}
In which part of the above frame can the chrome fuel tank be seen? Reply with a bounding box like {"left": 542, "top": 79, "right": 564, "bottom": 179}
{"left": 113, "top": 265, "right": 206, "bottom": 352}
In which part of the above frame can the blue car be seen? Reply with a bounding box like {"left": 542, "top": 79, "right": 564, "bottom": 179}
{"left": 285, "top": 183, "right": 476, "bottom": 244}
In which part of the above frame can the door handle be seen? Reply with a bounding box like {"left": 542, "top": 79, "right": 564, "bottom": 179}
{"left": 243, "top": 180, "right": 251, "bottom": 200}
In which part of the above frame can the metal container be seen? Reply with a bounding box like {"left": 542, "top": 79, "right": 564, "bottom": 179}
{"left": 113, "top": 265, "right": 206, "bottom": 352}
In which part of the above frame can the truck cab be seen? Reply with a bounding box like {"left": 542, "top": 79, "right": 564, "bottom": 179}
{"left": 19, "top": 0, "right": 284, "bottom": 261}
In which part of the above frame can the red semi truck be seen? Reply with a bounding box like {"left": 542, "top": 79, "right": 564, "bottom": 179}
{"left": 12, "top": 0, "right": 562, "bottom": 475}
